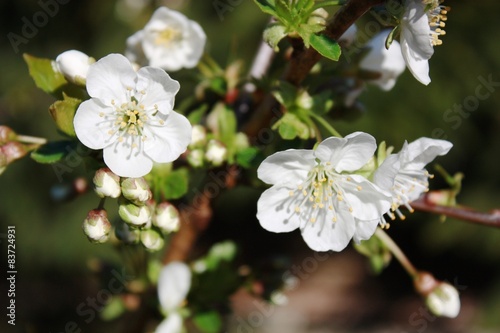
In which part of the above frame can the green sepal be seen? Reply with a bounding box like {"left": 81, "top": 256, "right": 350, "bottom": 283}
{"left": 49, "top": 93, "right": 81, "bottom": 137}
{"left": 236, "top": 147, "right": 260, "bottom": 168}
{"left": 253, "top": 0, "right": 277, "bottom": 16}
{"left": 353, "top": 235, "right": 392, "bottom": 275}
{"left": 30, "top": 140, "right": 77, "bottom": 164}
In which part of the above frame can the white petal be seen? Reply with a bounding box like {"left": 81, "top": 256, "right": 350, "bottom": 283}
{"left": 179, "top": 20, "right": 206, "bottom": 68}
{"left": 405, "top": 137, "right": 453, "bottom": 169}
{"left": 343, "top": 175, "right": 392, "bottom": 220}
{"left": 314, "top": 132, "right": 376, "bottom": 172}
{"left": 73, "top": 99, "right": 115, "bottom": 150}
{"left": 352, "top": 219, "right": 379, "bottom": 244}
{"left": 300, "top": 207, "right": 356, "bottom": 252}
{"left": 136, "top": 67, "right": 180, "bottom": 114}
{"left": 155, "top": 312, "right": 183, "bottom": 333}
{"left": 86, "top": 54, "right": 137, "bottom": 103}
{"left": 158, "top": 262, "right": 191, "bottom": 311}
{"left": 143, "top": 111, "right": 192, "bottom": 163}
{"left": 400, "top": 0, "right": 434, "bottom": 85}
{"left": 400, "top": 34, "right": 431, "bottom": 85}
{"left": 103, "top": 144, "right": 153, "bottom": 177}
{"left": 257, "top": 149, "right": 315, "bottom": 185}
{"left": 256, "top": 185, "right": 302, "bottom": 233}
{"left": 373, "top": 154, "right": 400, "bottom": 191}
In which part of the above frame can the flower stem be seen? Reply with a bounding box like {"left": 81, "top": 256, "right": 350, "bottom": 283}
{"left": 375, "top": 228, "right": 418, "bottom": 278}
{"left": 310, "top": 113, "right": 342, "bottom": 138}
{"left": 16, "top": 135, "right": 47, "bottom": 145}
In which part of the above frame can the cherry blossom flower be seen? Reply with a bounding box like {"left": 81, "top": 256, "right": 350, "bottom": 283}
{"left": 126, "top": 6, "right": 206, "bottom": 71}
{"left": 155, "top": 262, "right": 191, "bottom": 333}
{"left": 360, "top": 30, "right": 406, "bottom": 91}
{"left": 374, "top": 137, "right": 452, "bottom": 220}
{"left": 73, "top": 53, "right": 191, "bottom": 177}
{"left": 256, "top": 132, "right": 392, "bottom": 252}
{"left": 400, "top": 0, "right": 449, "bottom": 85}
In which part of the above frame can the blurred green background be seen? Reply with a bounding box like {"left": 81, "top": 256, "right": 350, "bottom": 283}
{"left": 1, "top": 0, "right": 500, "bottom": 332}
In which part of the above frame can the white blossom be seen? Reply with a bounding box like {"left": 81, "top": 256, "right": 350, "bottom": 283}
{"left": 93, "top": 168, "right": 121, "bottom": 198}
{"left": 400, "top": 0, "right": 449, "bottom": 85}
{"left": 374, "top": 137, "right": 452, "bottom": 220}
{"left": 257, "top": 132, "right": 392, "bottom": 252}
{"left": 155, "top": 262, "right": 191, "bottom": 333}
{"left": 360, "top": 30, "right": 406, "bottom": 91}
{"left": 126, "top": 6, "right": 206, "bottom": 71}
{"left": 73, "top": 53, "right": 191, "bottom": 177}
{"left": 154, "top": 202, "right": 180, "bottom": 233}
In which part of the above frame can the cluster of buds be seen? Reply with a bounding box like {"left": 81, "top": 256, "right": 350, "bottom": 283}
{"left": 186, "top": 124, "right": 250, "bottom": 168}
{"left": 0, "top": 126, "right": 29, "bottom": 175}
{"left": 83, "top": 168, "right": 181, "bottom": 251}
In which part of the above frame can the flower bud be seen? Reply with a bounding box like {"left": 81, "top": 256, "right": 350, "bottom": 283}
{"left": 0, "top": 126, "right": 17, "bottom": 145}
{"left": 115, "top": 221, "right": 141, "bottom": 244}
{"left": 414, "top": 271, "right": 460, "bottom": 318}
{"left": 56, "top": 50, "right": 94, "bottom": 85}
{"left": 0, "top": 150, "right": 7, "bottom": 175}
{"left": 1, "top": 142, "right": 27, "bottom": 164}
{"left": 426, "top": 282, "right": 461, "bottom": 318}
{"left": 307, "top": 8, "right": 328, "bottom": 27}
{"left": 140, "top": 228, "right": 164, "bottom": 252}
{"left": 153, "top": 202, "right": 180, "bottom": 233}
{"left": 296, "top": 90, "right": 313, "bottom": 110}
{"left": 205, "top": 140, "right": 227, "bottom": 166}
{"left": 121, "top": 177, "right": 152, "bottom": 205}
{"left": 83, "top": 209, "right": 111, "bottom": 243}
{"left": 190, "top": 125, "right": 207, "bottom": 148}
{"left": 187, "top": 149, "right": 204, "bottom": 168}
{"left": 234, "top": 132, "right": 250, "bottom": 151}
{"left": 93, "top": 168, "right": 121, "bottom": 198}
{"left": 119, "top": 202, "right": 152, "bottom": 227}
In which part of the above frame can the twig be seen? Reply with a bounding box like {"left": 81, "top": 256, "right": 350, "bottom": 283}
{"left": 410, "top": 193, "right": 500, "bottom": 228}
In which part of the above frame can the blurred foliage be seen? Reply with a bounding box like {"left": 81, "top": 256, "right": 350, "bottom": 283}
{"left": 1, "top": 0, "right": 500, "bottom": 331}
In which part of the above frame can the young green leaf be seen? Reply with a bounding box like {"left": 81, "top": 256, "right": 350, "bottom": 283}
{"left": 193, "top": 311, "right": 223, "bottom": 333}
{"left": 253, "top": 0, "right": 277, "bottom": 16}
{"left": 31, "top": 140, "right": 76, "bottom": 164}
{"left": 23, "top": 54, "right": 67, "bottom": 96}
{"left": 49, "top": 93, "right": 82, "bottom": 137}
{"left": 308, "top": 34, "right": 341, "bottom": 61}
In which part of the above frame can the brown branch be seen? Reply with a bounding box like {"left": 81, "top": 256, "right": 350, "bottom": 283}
{"left": 411, "top": 193, "right": 500, "bottom": 228}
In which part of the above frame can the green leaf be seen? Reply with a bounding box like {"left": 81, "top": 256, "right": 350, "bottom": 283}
{"left": 193, "top": 311, "right": 223, "bottom": 333}
{"left": 308, "top": 34, "right": 341, "bottom": 61}
{"left": 275, "top": 0, "right": 293, "bottom": 22}
{"left": 162, "top": 167, "right": 189, "bottom": 200}
{"left": 215, "top": 104, "right": 237, "bottom": 159}
{"left": 236, "top": 147, "right": 259, "bottom": 168}
{"left": 31, "top": 140, "right": 76, "bottom": 164}
{"left": 49, "top": 94, "right": 81, "bottom": 137}
{"left": 23, "top": 54, "right": 68, "bottom": 96}
{"left": 253, "top": 0, "right": 277, "bottom": 16}
{"left": 273, "top": 113, "right": 311, "bottom": 140}
{"left": 278, "top": 121, "right": 298, "bottom": 140}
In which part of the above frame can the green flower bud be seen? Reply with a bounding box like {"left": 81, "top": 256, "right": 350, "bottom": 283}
{"left": 234, "top": 132, "right": 250, "bottom": 151}
{"left": 187, "top": 149, "right": 204, "bottom": 168}
{"left": 0, "top": 126, "right": 17, "bottom": 145}
{"left": 93, "top": 168, "right": 121, "bottom": 198}
{"left": 205, "top": 139, "right": 227, "bottom": 166}
{"left": 121, "top": 177, "right": 152, "bottom": 205}
{"left": 153, "top": 202, "right": 180, "bottom": 234}
{"left": 119, "top": 201, "right": 152, "bottom": 227}
{"left": 82, "top": 209, "right": 111, "bottom": 243}
{"left": 140, "top": 228, "right": 164, "bottom": 252}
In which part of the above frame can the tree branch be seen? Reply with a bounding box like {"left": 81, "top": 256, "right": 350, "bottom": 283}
{"left": 411, "top": 193, "right": 500, "bottom": 228}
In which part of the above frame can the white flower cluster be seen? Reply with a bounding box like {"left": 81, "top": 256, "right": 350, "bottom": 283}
{"left": 256, "top": 132, "right": 452, "bottom": 252}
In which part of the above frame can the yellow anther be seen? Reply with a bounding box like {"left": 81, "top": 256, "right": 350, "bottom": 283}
{"left": 289, "top": 191, "right": 294, "bottom": 197}
{"left": 357, "top": 186, "right": 362, "bottom": 191}
{"left": 295, "top": 206, "right": 300, "bottom": 213}
{"left": 310, "top": 217, "right": 316, "bottom": 223}
{"left": 349, "top": 207, "right": 353, "bottom": 213}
